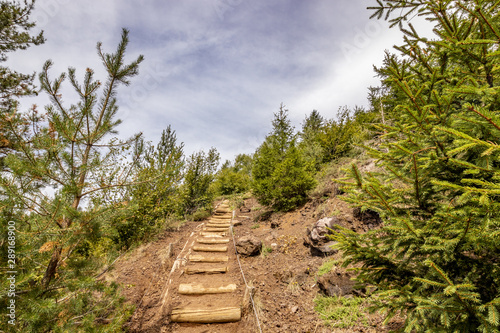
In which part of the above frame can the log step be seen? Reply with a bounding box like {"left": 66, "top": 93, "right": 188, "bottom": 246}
{"left": 193, "top": 245, "right": 228, "bottom": 252}
{"left": 200, "top": 232, "right": 226, "bottom": 236}
{"left": 185, "top": 266, "right": 228, "bottom": 274}
{"left": 201, "top": 233, "right": 224, "bottom": 238}
{"left": 171, "top": 307, "right": 241, "bottom": 323}
{"left": 189, "top": 254, "right": 228, "bottom": 262}
{"left": 206, "top": 223, "right": 231, "bottom": 227}
{"left": 178, "top": 283, "right": 237, "bottom": 295}
{"left": 197, "top": 238, "right": 229, "bottom": 244}
{"left": 204, "top": 227, "right": 229, "bottom": 232}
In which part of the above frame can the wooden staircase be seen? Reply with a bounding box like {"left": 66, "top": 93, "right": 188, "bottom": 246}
{"left": 169, "top": 201, "right": 243, "bottom": 327}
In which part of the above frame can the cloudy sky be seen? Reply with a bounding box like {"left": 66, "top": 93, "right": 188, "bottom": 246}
{"left": 8, "top": 0, "right": 433, "bottom": 162}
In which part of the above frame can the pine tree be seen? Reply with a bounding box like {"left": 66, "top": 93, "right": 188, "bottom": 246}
{"left": 334, "top": 1, "right": 500, "bottom": 331}
{"left": 252, "top": 104, "right": 315, "bottom": 211}
{"left": 214, "top": 154, "right": 252, "bottom": 195}
{"left": 114, "top": 125, "right": 184, "bottom": 247}
{"left": 0, "top": 0, "right": 44, "bottom": 164}
{"left": 181, "top": 147, "right": 220, "bottom": 215}
{"left": 1, "top": 29, "right": 142, "bottom": 331}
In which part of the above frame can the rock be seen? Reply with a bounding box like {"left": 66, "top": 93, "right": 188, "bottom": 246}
{"left": 290, "top": 306, "right": 299, "bottom": 313}
{"left": 236, "top": 235, "right": 262, "bottom": 256}
{"left": 273, "top": 270, "right": 293, "bottom": 283}
{"left": 317, "top": 268, "right": 355, "bottom": 297}
{"left": 270, "top": 220, "right": 280, "bottom": 229}
{"left": 353, "top": 207, "right": 382, "bottom": 228}
{"left": 232, "top": 220, "right": 242, "bottom": 226}
{"left": 303, "top": 217, "right": 341, "bottom": 256}
{"left": 240, "top": 207, "right": 251, "bottom": 213}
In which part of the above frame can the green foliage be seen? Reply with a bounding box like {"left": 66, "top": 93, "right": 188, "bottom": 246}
{"left": 180, "top": 147, "right": 220, "bottom": 215}
{"left": 214, "top": 154, "right": 252, "bottom": 195}
{"left": 334, "top": 1, "right": 500, "bottom": 331}
{"left": 314, "top": 295, "right": 368, "bottom": 329}
{"left": 252, "top": 104, "right": 316, "bottom": 211}
{"left": 0, "top": 0, "right": 45, "bottom": 165}
{"left": 113, "top": 126, "right": 184, "bottom": 247}
{"left": 299, "top": 107, "right": 378, "bottom": 168}
{"left": 317, "top": 259, "right": 339, "bottom": 277}
{"left": 1, "top": 29, "right": 142, "bottom": 331}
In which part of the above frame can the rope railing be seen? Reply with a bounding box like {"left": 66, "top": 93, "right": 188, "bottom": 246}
{"left": 231, "top": 209, "right": 263, "bottom": 333}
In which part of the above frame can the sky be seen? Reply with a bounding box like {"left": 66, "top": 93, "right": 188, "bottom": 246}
{"left": 8, "top": 0, "right": 433, "bottom": 163}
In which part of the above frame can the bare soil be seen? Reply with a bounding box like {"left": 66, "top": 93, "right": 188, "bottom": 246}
{"left": 104, "top": 192, "right": 400, "bottom": 332}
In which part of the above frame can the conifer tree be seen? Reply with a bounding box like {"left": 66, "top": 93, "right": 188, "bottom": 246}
{"left": 252, "top": 104, "right": 315, "bottom": 211}
{"left": 114, "top": 125, "right": 184, "bottom": 246}
{"left": 181, "top": 147, "right": 220, "bottom": 215}
{"left": 214, "top": 153, "right": 252, "bottom": 195}
{"left": 0, "top": 0, "right": 44, "bottom": 164}
{"left": 1, "top": 29, "right": 142, "bottom": 331}
{"left": 334, "top": 1, "right": 500, "bottom": 331}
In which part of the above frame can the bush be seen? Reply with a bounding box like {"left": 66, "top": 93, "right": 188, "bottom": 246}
{"left": 252, "top": 104, "right": 316, "bottom": 211}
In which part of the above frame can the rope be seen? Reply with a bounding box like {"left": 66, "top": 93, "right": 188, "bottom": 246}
{"left": 231, "top": 209, "right": 263, "bottom": 333}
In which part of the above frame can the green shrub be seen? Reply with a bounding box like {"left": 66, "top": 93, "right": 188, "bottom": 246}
{"left": 252, "top": 104, "right": 316, "bottom": 211}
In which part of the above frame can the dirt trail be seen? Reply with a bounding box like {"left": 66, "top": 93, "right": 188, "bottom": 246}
{"left": 163, "top": 201, "right": 250, "bottom": 332}
{"left": 105, "top": 194, "right": 399, "bottom": 332}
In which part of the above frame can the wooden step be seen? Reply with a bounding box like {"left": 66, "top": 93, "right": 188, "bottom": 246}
{"left": 193, "top": 245, "right": 227, "bottom": 252}
{"left": 185, "top": 266, "right": 228, "bottom": 274}
{"left": 197, "top": 238, "right": 229, "bottom": 244}
{"left": 204, "top": 227, "right": 229, "bottom": 232}
{"left": 211, "top": 216, "right": 232, "bottom": 220}
{"left": 189, "top": 254, "right": 229, "bottom": 262}
{"left": 178, "top": 283, "right": 237, "bottom": 295}
{"left": 200, "top": 231, "right": 226, "bottom": 237}
{"left": 201, "top": 233, "right": 224, "bottom": 238}
{"left": 171, "top": 307, "right": 241, "bottom": 323}
{"left": 206, "top": 223, "right": 231, "bottom": 227}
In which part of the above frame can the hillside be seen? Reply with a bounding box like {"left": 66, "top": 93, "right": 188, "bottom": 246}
{"left": 103, "top": 158, "right": 401, "bottom": 332}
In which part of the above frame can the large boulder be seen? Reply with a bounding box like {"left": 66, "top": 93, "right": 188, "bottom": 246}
{"left": 236, "top": 235, "right": 262, "bottom": 256}
{"left": 303, "top": 217, "right": 340, "bottom": 256}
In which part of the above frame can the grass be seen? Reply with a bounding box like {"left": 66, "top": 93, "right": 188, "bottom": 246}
{"left": 317, "top": 259, "right": 339, "bottom": 277}
{"left": 251, "top": 224, "right": 260, "bottom": 229}
{"left": 260, "top": 245, "right": 273, "bottom": 258}
{"left": 314, "top": 294, "right": 368, "bottom": 329}
{"left": 286, "top": 278, "right": 301, "bottom": 295}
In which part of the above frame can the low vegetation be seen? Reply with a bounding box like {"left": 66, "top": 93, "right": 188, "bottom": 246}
{"left": 314, "top": 295, "right": 368, "bottom": 329}
{"left": 1, "top": 0, "right": 499, "bottom": 332}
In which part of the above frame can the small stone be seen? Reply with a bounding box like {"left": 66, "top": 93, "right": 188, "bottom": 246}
{"left": 290, "top": 306, "right": 299, "bottom": 313}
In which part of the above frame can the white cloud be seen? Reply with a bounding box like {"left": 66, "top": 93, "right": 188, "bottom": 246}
{"left": 5, "top": 0, "right": 436, "bottom": 163}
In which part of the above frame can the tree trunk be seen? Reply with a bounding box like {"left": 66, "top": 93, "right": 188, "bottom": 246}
{"left": 42, "top": 246, "right": 61, "bottom": 288}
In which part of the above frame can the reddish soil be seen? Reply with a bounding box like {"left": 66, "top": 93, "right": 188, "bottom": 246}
{"left": 104, "top": 191, "right": 400, "bottom": 332}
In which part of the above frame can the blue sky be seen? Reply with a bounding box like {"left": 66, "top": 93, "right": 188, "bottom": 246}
{"left": 8, "top": 0, "right": 432, "bottom": 162}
